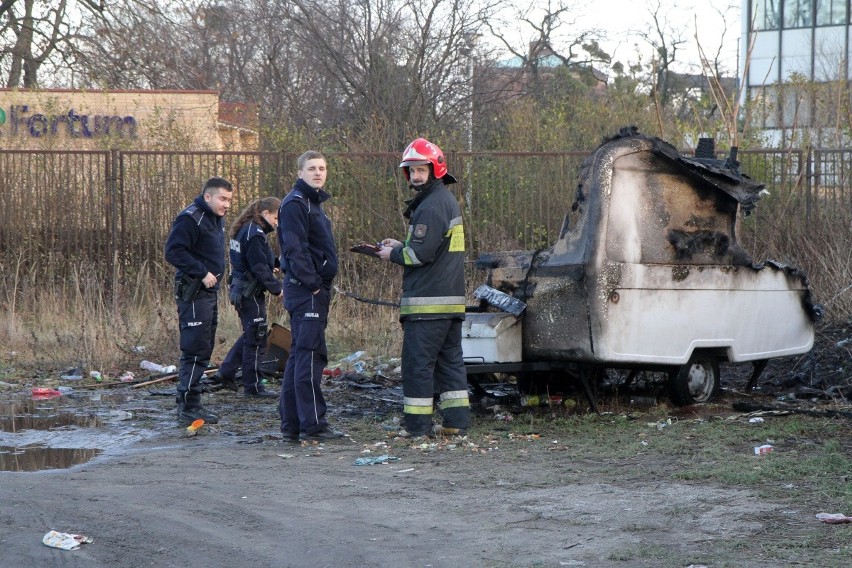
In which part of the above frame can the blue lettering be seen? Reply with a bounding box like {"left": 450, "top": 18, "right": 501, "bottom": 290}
{"left": 2, "top": 104, "right": 136, "bottom": 139}
{"left": 28, "top": 114, "right": 49, "bottom": 137}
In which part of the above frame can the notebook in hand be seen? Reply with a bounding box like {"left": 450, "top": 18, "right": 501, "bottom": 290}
{"left": 350, "top": 242, "right": 382, "bottom": 257}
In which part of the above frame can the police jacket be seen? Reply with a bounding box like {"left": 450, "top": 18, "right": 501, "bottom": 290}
{"left": 229, "top": 219, "right": 283, "bottom": 296}
{"left": 277, "top": 178, "right": 338, "bottom": 291}
{"left": 165, "top": 195, "right": 226, "bottom": 291}
{"left": 389, "top": 178, "right": 466, "bottom": 320}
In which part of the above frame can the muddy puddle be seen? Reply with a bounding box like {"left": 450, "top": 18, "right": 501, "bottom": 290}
{"left": 0, "top": 391, "right": 169, "bottom": 473}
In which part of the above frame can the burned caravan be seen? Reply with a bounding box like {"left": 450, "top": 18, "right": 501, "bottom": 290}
{"left": 463, "top": 128, "right": 821, "bottom": 406}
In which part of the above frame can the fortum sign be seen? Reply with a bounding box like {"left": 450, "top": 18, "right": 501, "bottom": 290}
{"left": 0, "top": 105, "right": 137, "bottom": 138}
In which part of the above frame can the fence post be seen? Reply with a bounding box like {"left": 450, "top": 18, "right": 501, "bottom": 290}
{"left": 806, "top": 147, "right": 813, "bottom": 227}
{"left": 106, "top": 149, "right": 119, "bottom": 300}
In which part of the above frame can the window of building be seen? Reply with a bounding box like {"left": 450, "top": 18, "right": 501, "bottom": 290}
{"left": 780, "top": 85, "right": 812, "bottom": 127}
{"left": 784, "top": 0, "right": 814, "bottom": 28}
{"left": 752, "top": 0, "right": 782, "bottom": 30}
{"left": 813, "top": 82, "right": 841, "bottom": 128}
{"left": 816, "top": 0, "right": 848, "bottom": 25}
{"left": 750, "top": 85, "right": 780, "bottom": 128}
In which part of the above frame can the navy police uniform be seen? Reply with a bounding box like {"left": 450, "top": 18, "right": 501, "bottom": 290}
{"left": 388, "top": 177, "right": 470, "bottom": 436}
{"left": 276, "top": 179, "right": 338, "bottom": 438}
{"left": 218, "top": 219, "right": 283, "bottom": 393}
{"left": 164, "top": 195, "right": 226, "bottom": 414}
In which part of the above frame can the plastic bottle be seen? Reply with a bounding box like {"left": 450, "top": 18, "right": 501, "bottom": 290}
{"left": 344, "top": 351, "right": 366, "bottom": 362}
{"left": 139, "top": 361, "right": 177, "bottom": 373}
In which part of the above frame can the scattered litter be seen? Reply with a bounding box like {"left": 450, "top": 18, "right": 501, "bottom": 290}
{"left": 140, "top": 360, "right": 177, "bottom": 374}
{"left": 59, "top": 373, "right": 83, "bottom": 381}
{"left": 131, "top": 345, "right": 146, "bottom": 353}
{"left": 348, "top": 381, "right": 382, "bottom": 389}
{"left": 353, "top": 361, "right": 366, "bottom": 374}
{"left": 754, "top": 444, "right": 774, "bottom": 455}
{"left": 118, "top": 371, "right": 135, "bottom": 382}
{"left": 749, "top": 417, "right": 765, "bottom": 423}
{"left": 31, "top": 387, "right": 62, "bottom": 399}
{"left": 42, "top": 530, "right": 93, "bottom": 550}
{"left": 185, "top": 419, "right": 204, "bottom": 436}
{"left": 344, "top": 351, "right": 366, "bottom": 362}
{"left": 89, "top": 371, "right": 102, "bottom": 381}
{"left": 57, "top": 386, "right": 74, "bottom": 395}
{"left": 396, "top": 467, "right": 415, "bottom": 473}
{"left": 835, "top": 338, "right": 851, "bottom": 349}
{"left": 816, "top": 512, "right": 852, "bottom": 524}
{"left": 322, "top": 368, "right": 342, "bottom": 377}
{"left": 508, "top": 433, "right": 541, "bottom": 441}
{"left": 353, "top": 455, "right": 400, "bottom": 466}
{"left": 277, "top": 453, "right": 295, "bottom": 459}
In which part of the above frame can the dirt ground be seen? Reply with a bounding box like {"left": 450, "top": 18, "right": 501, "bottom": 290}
{"left": 1, "top": 322, "right": 850, "bottom": 568}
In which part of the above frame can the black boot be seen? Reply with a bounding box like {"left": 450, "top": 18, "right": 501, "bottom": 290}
{"left": 177, "top": 394, "right": 219, "bottom": 425}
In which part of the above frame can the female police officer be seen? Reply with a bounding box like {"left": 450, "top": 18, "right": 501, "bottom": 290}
{"left": 214, "top": 197, "right": 283, "bottom": 397}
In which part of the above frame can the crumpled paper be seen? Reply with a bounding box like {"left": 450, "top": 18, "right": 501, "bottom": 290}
{"left": 42, "top": 530, "right": 93, "bottom": 550}
{"left": 353, "top": 455, "right": 400, "bottom": 466}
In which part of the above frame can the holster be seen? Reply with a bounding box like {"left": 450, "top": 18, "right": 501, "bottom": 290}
{"left": 241, "top": 272, "right": 262, "bottom": 299}
{"left": 175, "top": 274, "right": 203, "bottom": 302}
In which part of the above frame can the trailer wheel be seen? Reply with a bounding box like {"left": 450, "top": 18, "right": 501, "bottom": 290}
{"left": 669, "top": 355, "right": 720, "bottom": 406}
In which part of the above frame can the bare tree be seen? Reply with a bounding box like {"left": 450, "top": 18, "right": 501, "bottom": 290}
{"left": 482, "top": 0, "right": 610, "bottom": 100}
{"left": 637, "top": 0, "right": 686, "bottom": 107}
{"left": 282, "top": 0, "right": 499, "bottom": 146}
{"left": 0, "top": 0, "right": 106, "bottom": 87}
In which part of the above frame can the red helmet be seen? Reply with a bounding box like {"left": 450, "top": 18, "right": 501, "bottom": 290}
{"left": 399, "top": 138, "right": 447, "bottom": 180}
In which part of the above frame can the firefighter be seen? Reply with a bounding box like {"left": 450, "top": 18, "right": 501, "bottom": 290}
{"left": 213, "top": 197, "right": 283, "bottom": 398}
{"left": 377, "top": 138, "right": 471, "bottom": 438}
{"left": 277, "top": 151, "right": 345, "bottom": 442}
{"left": 165, "top": 176, "right": 233, "bottom": 425}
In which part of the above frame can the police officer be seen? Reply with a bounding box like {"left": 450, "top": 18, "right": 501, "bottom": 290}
{"left": 377, "top": 138, "right": 471, "bottom": 438}
{"left": 214, "top": 197, "right": 283, "bottom": 397}
{"left": 277, "top": 151, "right": 345, "bottom": 442}
{"left": 165, "top": 176, "right": 233, "bottom": 424}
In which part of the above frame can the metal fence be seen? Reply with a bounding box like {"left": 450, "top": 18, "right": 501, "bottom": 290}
{"left": 0, "top": 147, "right": 848, "bottom": 291}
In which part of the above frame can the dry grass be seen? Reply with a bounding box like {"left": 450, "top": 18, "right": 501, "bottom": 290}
{"left": 0, "top": 254, "right": 406, "bottom": 377}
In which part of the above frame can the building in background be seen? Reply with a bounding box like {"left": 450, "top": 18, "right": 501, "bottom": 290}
{"left": 0, "top": 89, "right": 258, "bottom": 151}
{"left": 743, "top": 0, "right": 851, "bottom": 145}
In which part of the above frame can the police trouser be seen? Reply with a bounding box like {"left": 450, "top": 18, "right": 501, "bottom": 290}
{"left": 279, "top": 282, "right": 330, "bottom": 436}
{"left": 401, "top": 318, "right": 470, "bottom": 435}
{"left": 219, "top": 293, "right": 268, "bottom": 392}
{"left": 176, "top": 290, "right": 218, "bottom": 407}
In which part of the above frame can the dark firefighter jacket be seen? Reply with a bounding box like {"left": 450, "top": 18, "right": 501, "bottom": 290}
{"left": 389, "top": 178, "right": 466, "bottom": 320}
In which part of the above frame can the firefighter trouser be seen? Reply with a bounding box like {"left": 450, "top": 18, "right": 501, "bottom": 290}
{"left": 219, "top": 293, "right": 268, "bottom": 392}
{"left": 279, "top": 283, "right": 330, "bottom": 436}
{"left": 401, "top": 318, "right": 470, "bottom": 435}
{"left": 176, "top": 290, "right": 218, "bottom": 408}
